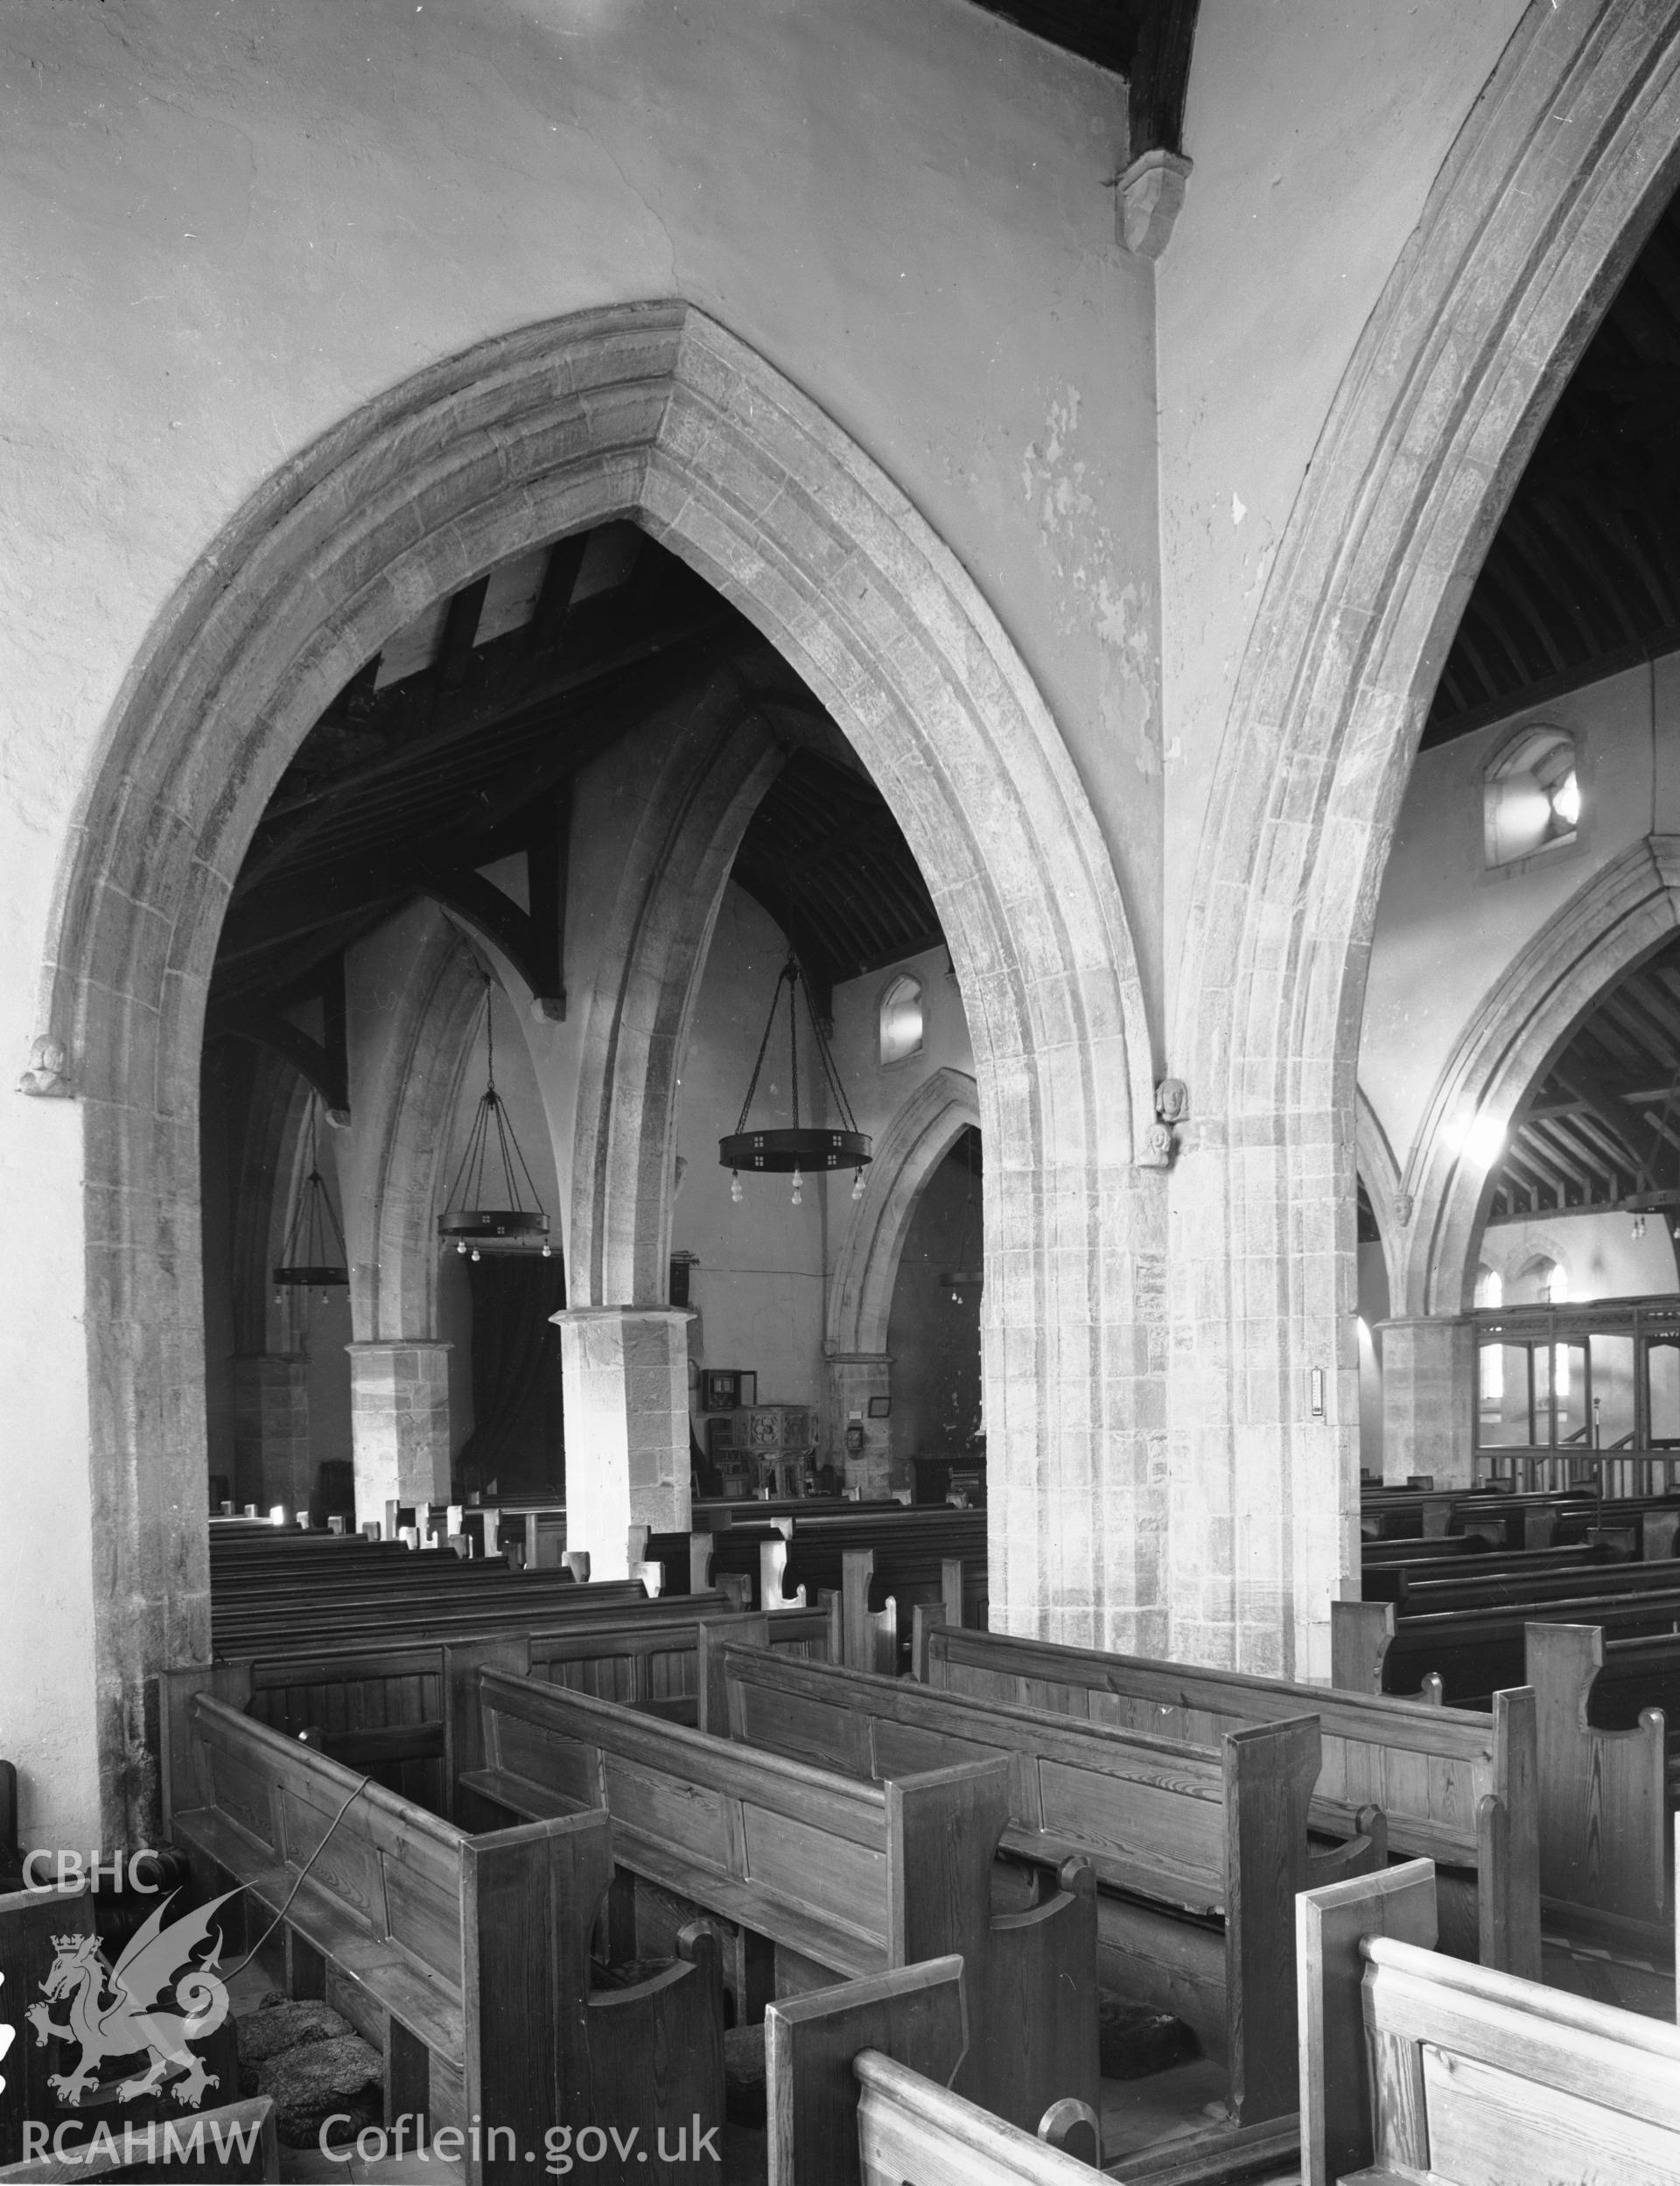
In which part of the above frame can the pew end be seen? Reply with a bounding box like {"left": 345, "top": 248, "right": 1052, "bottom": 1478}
{"left": 1527, "top": 1621, "right": 1670, "bottom": 1939}
{"left": 1296, "top": 1858, "right": 1438, "bottom": 2186}
{"left": 583, "top": 1920, "right": 725, "bottom": 2171}
{"left": 764, "top": 1955, "right": 968, "bottom": 2186}
{"left": 1329, "top": 1601, "right": 1393, "bottom": 1695}
{"left": 912, "top": 1599, "right": 947, "bottom": 1682}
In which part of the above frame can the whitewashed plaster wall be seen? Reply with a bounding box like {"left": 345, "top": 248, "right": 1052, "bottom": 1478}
{"left": 1360, "top": 650, "right": 1680, "bottom": 1167}
{"left": 1478, "top": 1215, "right": 1679, "bottom": 1305}
{"left": 1156, "top": 0, "right": 1530, "bottom": 1010}
{"left": 827, "top": 942, "right": 976, "bottom": 1152}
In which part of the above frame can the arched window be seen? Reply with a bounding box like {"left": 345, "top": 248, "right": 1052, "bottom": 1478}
{"left": 878, "top": 973, "right": 924, "bottom": 1065}
{"left": 1484, "top": 726, "right": 1579, "bottom": 869}
{"left": 1474, "top": 1265, "right": 1502, "bottom": 1309}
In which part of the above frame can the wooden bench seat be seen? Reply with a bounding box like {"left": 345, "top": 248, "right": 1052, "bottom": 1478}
{"left": 456, "top": 1664, "right": 1096, "bottom": 2135}
{"left": 919, "top": 1622, "right": 1538, "bottom": 1978}
{"left": 163, "top": 1686, "right": 723, "bottom": 2186}
{"left": 705, "top": 1633, "right": 1385, "bottom": 2126}
{"left": 1298, "top": 1856, "right": 1680, "bottom": 2186}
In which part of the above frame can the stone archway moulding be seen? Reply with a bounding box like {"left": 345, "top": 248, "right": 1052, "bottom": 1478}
{"left": 1172, "top": 0, "right": 1680, "bottom": 1678}
{"left": 1354, "top": 1085, "right": 1405, "bottom": 1313}
{"left": 33, "top": 300, "right": 1153, "bottom": 1838}
{"left": 1395, "top": 834, "right": 1680, "bottom": 1320}
{"left": 827, "top": 1066, "right": 982, "bottom": 1358}
{"left": 349, "top": 907, "right": 488, "bottom": 1347}
{"left": 568, "top": 664, "right": 785, "bottom": 1310}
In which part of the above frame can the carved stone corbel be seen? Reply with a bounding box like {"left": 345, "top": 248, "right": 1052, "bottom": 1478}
{"left": 1117, "top": 149, "right": 1193, "bottom": 261}
{"left": 18, "top": 1036, "right": 73, "bottom": 1098}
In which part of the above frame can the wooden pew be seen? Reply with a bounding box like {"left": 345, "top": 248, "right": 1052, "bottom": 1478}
{"left": 1382, "top": 1554, "right": 1680, "bottom": 1619}
{"left": 782, "top": 1514, "right": 987, "bottom": 1665}
{"left": 768, "top": 1955, "right": 1230, "bottom": 2186}
{"left": 456, "top": 1664, "right": 1097, "bottom": 2136}
{"left": 1331, "top": 1583, "right": 1680, "bottom": 1708}
{"left": 1358, "top": 1541, "right": 1628, "bottom": 1603}
{"left": 919, "top": 1622, "right": 1537, "bottom": 1978}
{"left": 704, "top": 1633, "right": 1384, "bottom": 2126}
{"left": 1335, "top": 1609, "right": 1675, "bottom": 1955}
{"left": 1297, "top": 1855, "right": 1680, "bottom": 2186}
{"left": 1362, "top": 1485, "right": 1591, "bottom": 1547}
{"left": 200, "top": 1602, "right": 834, "bottom": 1812}
{"left": 162, "top": 1685, "right": 723, "bottom": 2186}
{"left": 212, "top": 1574, "right": 656, "bottom": 1655}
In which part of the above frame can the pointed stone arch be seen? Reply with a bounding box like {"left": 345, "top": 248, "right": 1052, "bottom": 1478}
{"left": 827, "top": 1067, "right": 983, "bottom": 1359}
{"left": 350, "top": 908, "right": 488, "bottom": 1347}
{"left": 32, "top": 300, "right": 1152, "bottom": 1835}
{"left": 568, "top": 669, "right": 784, "bottom": 1310}
{"left": 1172, "top": 0, "right": 1680, "bottom": 1675}
{"left": 1396, "top": 835, "right": 1680, "bottom": 1319}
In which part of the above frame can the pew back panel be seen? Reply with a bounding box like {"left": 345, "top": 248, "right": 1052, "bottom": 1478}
{"left": 924, "top": 1623, "right": 1538, "bottom": 1978}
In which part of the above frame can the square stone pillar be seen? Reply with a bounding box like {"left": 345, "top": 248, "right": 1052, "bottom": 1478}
{"left": 232, "top": 1354, "right": 311, "bottom": 1513}
{"left": 554, "top": 1307, "right": 693, "bottom": 1578}
{"left": 346, "top": 1340, "right": 452, "bottom": 1519}
{"left": 1377, "top": 1316, "right": 1475, "bottom": 1488}
{"left": 827, "top": 1352, "right": 894, "bottom": 1498}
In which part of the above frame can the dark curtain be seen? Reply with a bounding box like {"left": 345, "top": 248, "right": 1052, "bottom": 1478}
{"left": 456, "top": 1251, "right": 568, "bottom": 1495}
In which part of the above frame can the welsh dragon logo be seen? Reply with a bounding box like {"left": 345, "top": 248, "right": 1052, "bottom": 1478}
{"left": 26, "top": 1890, "right": 240, "bottom": 2109}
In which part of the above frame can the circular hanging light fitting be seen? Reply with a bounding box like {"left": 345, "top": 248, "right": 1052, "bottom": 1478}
{"left": 719, "top": 956, "right": 871, "bottom": 1203}
{"left": 273, "top": 1097, "right": 350, "bottom": 1302}
{"left": 438, "top": 975, "right": 554, "bottom": 1260}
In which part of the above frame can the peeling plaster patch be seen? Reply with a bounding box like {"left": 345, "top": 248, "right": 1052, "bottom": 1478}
{"left": 1020, "top": 383, "right": 1160, "bottom": 775}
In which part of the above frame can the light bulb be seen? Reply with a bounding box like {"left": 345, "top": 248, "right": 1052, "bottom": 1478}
{"left": 791, "top": 1167, "right": 803, "bottom": 1207}
{"left": 457, "top": 1240, "right": 467, "bottom": 1256}
{"left": 851, "top": 1168, "right": 865, "bottom": 1201}
{"left": 731, "top": 1171, "right": 743, "bottom": 1204}
{"left": 542, "top": 1244, "right": 552, "bottom": 1258}
{"left": 471, "top": 1247, "right": 481, "bottom": 1263}
{"left": 273, "top": 1288, "right": 283, "bottom": 1307}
